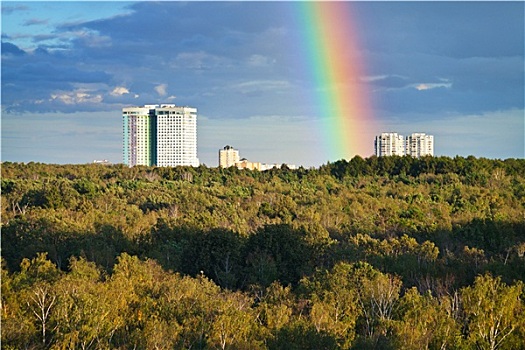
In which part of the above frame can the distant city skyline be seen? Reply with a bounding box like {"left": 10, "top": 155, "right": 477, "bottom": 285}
{"left": 2, "top": 2, "right": 524, "bottom": 166}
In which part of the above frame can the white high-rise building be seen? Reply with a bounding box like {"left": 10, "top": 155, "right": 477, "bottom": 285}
{"left": 123, "top": 104, "right": 199, "bottom": 167}
{"left": 374, "top": 133, "right": 405, "bottom": 156}
{"left": 219, "top": 145, "right": 240, "bottom": 168}
{"left": 156, "top": 105, "right": 199, "bottom": 167}
{"left": 406, "top": 133, "right": 434, "bottom": 157}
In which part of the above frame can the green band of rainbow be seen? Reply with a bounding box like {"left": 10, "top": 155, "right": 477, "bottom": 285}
{"left": 293, "top": 2, "right": 375, "bottom": 161}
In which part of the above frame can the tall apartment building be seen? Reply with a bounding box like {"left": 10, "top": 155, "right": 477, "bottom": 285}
{"left": 219, "top": 145, "right": 240, "bottom": 168}
{"left": 122, "top": 105, "right": 156, "bottom": 167}
{"left": 374, "top": 132, "right": 405, "bottom": 156}
{"left": 406, "top": 133, "right": 434, "bottom": 157}
{"left": 123, "top": 104, "right": 199, "bottom": 167}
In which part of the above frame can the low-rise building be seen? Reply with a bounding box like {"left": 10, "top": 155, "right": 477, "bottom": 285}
{"left": 236, "top": 158, "right": 262, "bottom": 171}
{"left": 218, "top": 145, "right": 296, "bottom": 170}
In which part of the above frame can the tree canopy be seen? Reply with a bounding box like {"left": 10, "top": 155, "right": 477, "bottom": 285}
{"left": 2, "top": 156, "right": 524, "bottom": 349}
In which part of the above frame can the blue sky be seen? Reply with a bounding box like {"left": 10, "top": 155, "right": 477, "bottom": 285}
{"left": 2, "top": 1, "right": 524, "bottom": 167}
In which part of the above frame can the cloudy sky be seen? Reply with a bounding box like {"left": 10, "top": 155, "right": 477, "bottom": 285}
{"left": 2, "top": 1, "right": 523, "bottom": 167}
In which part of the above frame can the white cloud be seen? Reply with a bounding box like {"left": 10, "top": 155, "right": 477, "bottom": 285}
{"left": 230, "top": 80, "right": 292, "bottom": 94}
{"left": 247, "top": 54, "right": 273, "bottom": 67}
{"left": 362, "top": 75, "right": 453, "bottom": 92}
{"left": 360, "top": 75, "right": 388, "bottom": 83}
{"left": 413, "top": 82, "right": 452, "bottom": 91}
{"left": 50, "top": 89, "right": 103, "bottom": 105}
{"left": 154, "top": 84, "right": 168, "bottom": 96}
{"left": 110, "top": 86, "right": 130, "bottom": 96}
{"left": 171, "top": 51, "right": 231, "bottom": 70}
{"left": 75, "top": 29, "right": 112, "bottom": 48}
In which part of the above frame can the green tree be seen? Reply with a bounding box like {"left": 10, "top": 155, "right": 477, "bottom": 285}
{"left": 244, "top": 225, "right": 312, "bottom": 288}
{"left": 269, "top": 319, "right": 339, "bottom": 350}
{"left": 52, "top": 257, "right": 121, "bottom": 350}
{"left": 461, "top": 274, "right": 524, "bottom": 350}
{"left": 393, "top": 288, "right": 460, "bottom": 350}
{"left": 209, "top": 291, "right": 261, "bottom": 349}
{"left": 181, "top": 228, "right": 244, "bottom": 289}
{"left": 1, "top": 259, "right": 39, "bottom": 349}
{"left": 350, "top": 262, "right": 402, "bottom": 346}
{"left": 301, "top": 262, "right": 362, "bottom": 349}
{"left": 3, "top": 253, "right": 62, "bottom": 348}
{"left": 256, "top": 282, "right": 294, "bottom": 332}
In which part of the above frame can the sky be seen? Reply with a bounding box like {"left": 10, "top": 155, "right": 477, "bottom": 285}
{"left": 2, "top": 1, "right": 524, "bottom": 167}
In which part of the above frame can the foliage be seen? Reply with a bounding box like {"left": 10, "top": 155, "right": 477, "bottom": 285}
{"left": 1, "top": 156, "right": 525, "bottom": 348}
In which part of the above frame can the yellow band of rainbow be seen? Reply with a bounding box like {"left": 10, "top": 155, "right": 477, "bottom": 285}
{"left": 293, "top": 2, "right": 375, "bottom": 161}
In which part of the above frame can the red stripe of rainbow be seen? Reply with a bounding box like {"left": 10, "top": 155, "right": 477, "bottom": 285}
{"left": 293, "top": 2, "right": 375, "bottom": 160}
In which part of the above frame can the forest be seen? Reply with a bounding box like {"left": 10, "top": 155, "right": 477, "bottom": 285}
{"left": 1, "top": 155, "right": 525, "bottom": 349}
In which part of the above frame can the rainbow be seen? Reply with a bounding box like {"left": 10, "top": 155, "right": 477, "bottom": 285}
{"left": 292, "top": 2, "right": 376, "bottom": 161}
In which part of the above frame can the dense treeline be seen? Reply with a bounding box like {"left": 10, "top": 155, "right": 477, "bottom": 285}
{"left": 2, "top": 156, "right": 525, "bottom": 349}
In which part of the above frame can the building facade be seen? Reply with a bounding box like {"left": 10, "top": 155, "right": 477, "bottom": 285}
{"left": 406, "top": 133, "right": 434, "bottom": 157}
{"left": 218, "top": 145, "right": 297, "bottom": 170}
{"left": 219, "top": 145, "right": 240, "bottom": 168}
{"left": 374, "top": 132, "right": 434, "bottom": 158}
{"left": 122, "top": 106, "right": 156, "bottom": 167}
{"left": 123, "top": 104, "right": 199, "bottom": 167}
{"left": 236, "top": 158, "right": 262, "bottom": 171}
{"left": 374, "top": 133, "right": 406, "bottom": 157}
{"left": 155, "top": 105, "right": 198, "bottom": 167}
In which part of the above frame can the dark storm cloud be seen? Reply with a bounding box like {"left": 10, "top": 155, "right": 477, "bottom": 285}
{"left": 2, "top": 1, "right": 523, "bottom": 164}
{"left": 3, "top": 59, "right": 110, "bottom": 83}
{"left": 59, "top": 2, "right": 287, "bottom": 56}
{"left": 1, "top": 42, "right": 26, "bottom": 56}
{"left": 0, "top": 2, "right": 287, "bottom": 114}
{"left": 1, "top": 4, "right": 29, "bottom": 15}
{"left": 1, "top": 40, "right": 114, "bottom": 113}
{"left": 1, "top": 1, "right": 523, "bottom": 117}
{"left": 23, "top": 18, "right": 49, "bottom": 26}
{"left": 355, "top": 1, "right": 524, "bottom": 117}
{"left": 354, "top": 2, "right": 523, "bottom": 59}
